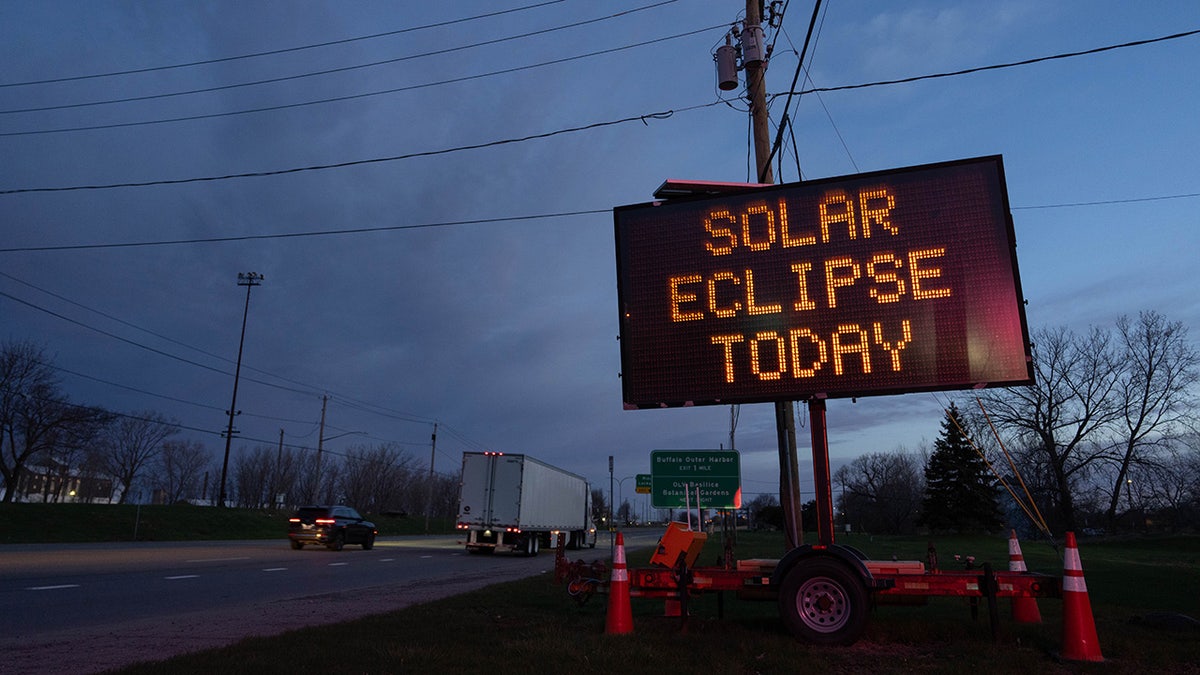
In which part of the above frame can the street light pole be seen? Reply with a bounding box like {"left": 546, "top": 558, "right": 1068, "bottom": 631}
{"left": 217, "top": 272, "right": 263, "bottom": 507}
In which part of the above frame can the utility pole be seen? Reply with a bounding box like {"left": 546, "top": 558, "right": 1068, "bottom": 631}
{"left": 424, "top": 422, "right": 438, "bottom": 533}
{"left": 218, "top": 271, "right": 262, "bottom": 507}
{"left": 743, "top": 0, "right": 804, "bottom": 549}
{"left": 273, "top": 428, "right": 284, "bottom": 509}
{"left": 314, "top": 394, "right": 328, "bottom": 502}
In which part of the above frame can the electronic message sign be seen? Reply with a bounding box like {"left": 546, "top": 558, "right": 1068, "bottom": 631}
{"left": 614, "top": 156, "right": 1033, "bottom": 409}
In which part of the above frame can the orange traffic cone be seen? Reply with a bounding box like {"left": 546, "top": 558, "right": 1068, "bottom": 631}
{"left": 1009, "top": 530, "right": 1042, "bottom": 624}
{"left": 605, "top": 532, "right": 634, "bottom": 634}
{"left": 1060, "top": 531, "right": 1103, "bottom": 662}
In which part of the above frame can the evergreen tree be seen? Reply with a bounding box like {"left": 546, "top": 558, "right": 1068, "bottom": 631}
{"left": 919, "top": 404, "right": 1003, "bottom": 533}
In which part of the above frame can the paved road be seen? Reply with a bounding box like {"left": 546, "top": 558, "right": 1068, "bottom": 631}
{"left": 0, "top": 530, "right": 659, "bottom": 674}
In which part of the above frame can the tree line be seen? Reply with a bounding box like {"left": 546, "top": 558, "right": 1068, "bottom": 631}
{"left": 831, "top": 311, "right": 1199, "bottom": 535}
{"left": 5, "top": 310, "right": 1198, "bottom": 534}
{"left": 0, "top": 340, "right": 459, "bottom": 516}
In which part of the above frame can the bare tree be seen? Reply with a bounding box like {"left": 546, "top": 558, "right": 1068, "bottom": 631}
{"left": 1102, "top": 312, "right": 1200, "bottom": 527}
{"left": 1138, "top": 434, "right": 1200, "bottom": 530}
{"left": 100, "top": 412, "right": 178, "bottom": 504}
{"left": 1, "top": 341, "right": 111, "bottom": 502}
{"left": 431, "top": 470, "right": 462, "bottom": 520}
{"left": 337, "top": 443, "right": 418, "bottom": 514}
{"left": 975, "top": 326, "right": 1123, "bottom": 531}
{"left": 266, "top": 442, "right": 299, "bottom": 510}
{"left": 233, "top": 445, "right": 274, "bottom": 508}
{"left": 591, "top": 488, "right": 608, "bottom": 528}
{"left": 153, "top": 439, "right": 212, "bottom": 504}
{"left": 834, "top": 450, "right": 924, "bottom": 534}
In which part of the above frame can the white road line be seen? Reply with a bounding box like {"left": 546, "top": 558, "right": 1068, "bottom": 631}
{"left": 380, "top": 558, "right": 395, "bottom": 562}
{"left": 328, "top": 562, "right": 349, "bottom": 567}
{"left": 27, "top": 584, "right": 80, "bottom": 591}
{"left": 164, "top": 575, "right": 199, "bottom": 580}
{"left": 262, "top": 567, "right": 287, "bottom": 572}
{"left": 420, "top": 555, "right": 433, "bottom": 559}
{"left": 184, "top": 557, "right": 251, "bottom": 563}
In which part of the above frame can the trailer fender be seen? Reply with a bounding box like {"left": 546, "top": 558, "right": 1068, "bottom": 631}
{"left": 770, "top": 544, "right": 873, "bottom": 589}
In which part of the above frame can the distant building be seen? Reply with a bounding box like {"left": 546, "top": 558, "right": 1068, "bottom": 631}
{"left": 4, "top": 461, "right": 114, "bottom": 504}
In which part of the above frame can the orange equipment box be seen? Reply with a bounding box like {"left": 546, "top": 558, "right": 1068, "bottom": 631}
{"left": 864, "top": 560, "right": 927, "bottom": 576}
{"left": 650, "top": 521, "right": 708, "bottom": 568}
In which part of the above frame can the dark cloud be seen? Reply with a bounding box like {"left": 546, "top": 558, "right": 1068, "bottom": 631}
{"left": 3, "top": 1, "right": 1198, "bottom": 497}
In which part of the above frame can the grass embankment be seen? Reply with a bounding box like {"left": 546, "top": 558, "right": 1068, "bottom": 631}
{"left": 0, "top": 502, "right": 453, "bottom": 543}
{"left": 3, "top": 505, "right": 1197, "bottom": 673}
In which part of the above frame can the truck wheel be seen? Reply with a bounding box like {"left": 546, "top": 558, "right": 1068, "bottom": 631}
{"left": 778, "top": 558, "right": 868, "bottom": 645}
{"left": 362, "top": 533, "right": 375, "bottom": 550}
{"left": 327, "top": 531, "right": 345, "bottom": 552}
{"left": 526, "top": 535, "right": 539, "bottom": 557}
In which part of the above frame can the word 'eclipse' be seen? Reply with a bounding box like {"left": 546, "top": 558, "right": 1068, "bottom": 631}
{"left": 667, "top": 186, "right": 947, "bottom": 385}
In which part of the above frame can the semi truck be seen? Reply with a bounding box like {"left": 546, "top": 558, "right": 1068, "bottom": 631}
{"left": 456, "top": 451, "right": 597, "bottom": 555}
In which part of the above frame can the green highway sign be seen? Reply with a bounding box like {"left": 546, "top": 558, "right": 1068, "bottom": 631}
{"left": 635, "top": 473, "right": 652, "bottom": 494}
{"left": 650, "top": 450, "right": 741, "bottom": 509}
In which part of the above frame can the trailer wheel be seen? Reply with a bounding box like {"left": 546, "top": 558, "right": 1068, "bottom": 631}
{"left": 525, "top": 535, "right": 539, "bottom": 557}
{"left": 778, "top": 558, "right": 868, "bottom": 645}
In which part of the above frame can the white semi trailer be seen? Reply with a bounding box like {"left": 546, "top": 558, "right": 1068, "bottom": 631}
{"left": 456, "top": 451, "right": 597, "bottom": 555}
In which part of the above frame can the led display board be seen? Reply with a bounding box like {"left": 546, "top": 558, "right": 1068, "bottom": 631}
{"left": 614, "top": 156, "right": 1033, "bottom": 409}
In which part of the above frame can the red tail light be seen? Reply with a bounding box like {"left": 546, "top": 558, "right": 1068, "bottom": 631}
{"left": 315, "top": 518, "right": 336, "bottom": 525}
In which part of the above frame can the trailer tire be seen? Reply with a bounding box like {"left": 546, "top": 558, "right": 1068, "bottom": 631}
{"left": 525, "top": 535, "right": 539, "bottom": 557}
{"left": 778, "top": 558, "right": 868, "bottom": 645}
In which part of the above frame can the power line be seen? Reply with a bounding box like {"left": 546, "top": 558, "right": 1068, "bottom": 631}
{"left": 0, "top": 274, "right": 453, "bottom": 438}
{"left": 0, "top": 287, "right": 314, "bottom": 397}
{"left": 8, "top": 26, "right": 1185, "bottom": 196}
{"left": 0, "top": 1, "right": 679, "bottom": 115}
{"left": 0, "top": 24, "right": 723, "bottom": 138}
{"left": 0, "top": 0, "right": 567, "bottom": 88}
{"left": 41, "top": 359, "right": 323, "bottom": 428}
{"left": 0, "top": 105, "right": 686, "bottom": 194}
{"left": 776, "top": 28, "right": 1200, "bottom": 98}
{"left": 1011, "top": 193, "right": 1200, "bottom": 210}
{"left": 2, "top": 188, "right": 1197, "bottom": 256}
{"left": 0, "top": 209, "right": 609, "bottom": 252}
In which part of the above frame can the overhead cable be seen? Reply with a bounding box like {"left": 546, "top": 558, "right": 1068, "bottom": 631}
{"left": 0, "top": 1, "right": 679, "bottom": 115}
{"left": 0, "top": 25, "right": 721, "bottom": 138}
{"left": 778, "top": 28, "right": 1200, "bottom": 98}
{"left": 0, "top": 0, "right": 568, "bottom": 88}
{"left": 0, "top": 110, "right": 685, "bottom": 195}
{"left": 0, "top": 209, "right": 610, "bottom": 252}
{"left": 6, "top": 28, "right": 1191, "bottom": 196}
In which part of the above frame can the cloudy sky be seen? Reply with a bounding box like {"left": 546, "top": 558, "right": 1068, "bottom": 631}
{"left": 2, "top": 1, "right": 1197, "bottom": 509}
